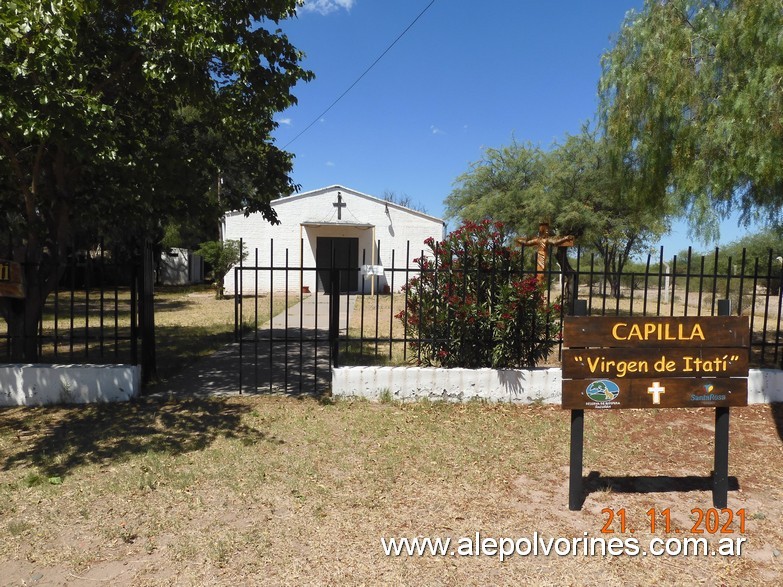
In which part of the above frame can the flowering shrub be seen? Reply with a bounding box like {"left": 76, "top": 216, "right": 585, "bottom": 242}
{"left": 396, "top": 220, "right": 561, "bottom": 368}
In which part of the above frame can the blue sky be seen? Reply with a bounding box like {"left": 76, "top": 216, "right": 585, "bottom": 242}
{"left": 272, "top": 0, "right": 756, "bottom": 257}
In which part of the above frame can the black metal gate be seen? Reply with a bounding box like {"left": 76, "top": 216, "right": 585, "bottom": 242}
{"left": 234, "top": 241, "right": 349, "bottom": 396}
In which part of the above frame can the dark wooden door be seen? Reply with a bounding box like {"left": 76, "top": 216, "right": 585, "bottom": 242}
{"left": 315, "top": 237, "right": 358, "bottom": 293}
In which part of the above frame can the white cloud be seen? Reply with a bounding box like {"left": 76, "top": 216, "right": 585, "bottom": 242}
{"left": 430, "top": 125, "right": 445, "bottom": 135}
{"left": 277, "top": 118, "right": 292, "bottom": 126}
{"left": 325, "top": 161, "right": 335, "bottom": 167}
{"left": 298, "top": 0, "right": 356, "bottom": 16}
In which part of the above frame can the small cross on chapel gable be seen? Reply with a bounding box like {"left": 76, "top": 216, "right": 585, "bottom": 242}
{"left": 333, "top": 191, "right": 347, "bottom": 220}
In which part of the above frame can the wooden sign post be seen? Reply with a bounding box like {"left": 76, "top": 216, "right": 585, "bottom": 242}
{"left": 563, "top": 311, "right": 749, "bottom": 510}
{"left": 0, "top": 259, "right": 25, "bottom": 299}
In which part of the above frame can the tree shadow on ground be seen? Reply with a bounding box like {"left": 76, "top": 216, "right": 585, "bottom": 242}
{"left": 0, "top": 396, "right": 282, "bottom": 479}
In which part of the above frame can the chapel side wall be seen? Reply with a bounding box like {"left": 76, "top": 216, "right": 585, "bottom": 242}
{"left": 376, "top": 208, "right": 444, "bottom": 292}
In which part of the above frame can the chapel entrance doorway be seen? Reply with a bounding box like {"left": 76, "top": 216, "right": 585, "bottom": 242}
{"left": 315, "top": 237, "right": 359, "bottom": 294}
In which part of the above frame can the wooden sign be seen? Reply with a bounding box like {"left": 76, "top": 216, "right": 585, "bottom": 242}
{"left": 562, "top": 316, "right": 749, "bottom": 409}
{"left": 0, "top": 260, "right": 25, "bottom": 299}
{"left": 563, "top": 316, "right": 749, "bottom": 348}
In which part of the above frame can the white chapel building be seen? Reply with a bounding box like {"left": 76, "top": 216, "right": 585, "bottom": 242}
{"left": 222, "top": 185, "right": 445, "bottom": 295}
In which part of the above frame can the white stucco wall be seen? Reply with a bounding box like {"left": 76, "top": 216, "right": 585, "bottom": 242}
{"left": 222, "top": 185, "right": 444, "bottom": 295}
{"left": 0, "top": 364, "right": 140, "bottom": 406}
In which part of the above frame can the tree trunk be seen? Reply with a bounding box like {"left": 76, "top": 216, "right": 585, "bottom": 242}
{"left": 555, "top": 246, "right": 578, "bottom": 315}
{"left": 1, "top": 256, "right": 67, "bottom": 363}
{"left": 4, "top": 301, "right": 39, "bottom": 362}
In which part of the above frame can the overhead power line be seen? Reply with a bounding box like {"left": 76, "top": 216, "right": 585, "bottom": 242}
{"left": 283, "top": 0, "right": 437, "bottom": 149}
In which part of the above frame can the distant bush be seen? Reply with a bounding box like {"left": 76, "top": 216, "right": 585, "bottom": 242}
{"left": 195, "top": 239, "right": 247, "bottom": 298}
{"left": 396, "top": 220, "right": 561, "bottom": 368}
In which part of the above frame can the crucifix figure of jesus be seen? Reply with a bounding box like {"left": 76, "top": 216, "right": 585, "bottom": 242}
{"left": 333, "top": 191, "right": 346, "bottom": 220}
{"left": 516, "top": 222, "right": 575, "bottom": 284}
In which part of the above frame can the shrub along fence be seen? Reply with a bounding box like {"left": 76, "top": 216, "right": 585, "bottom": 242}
{"left": 339, "top": 243, "right": 783, "bottom": 370}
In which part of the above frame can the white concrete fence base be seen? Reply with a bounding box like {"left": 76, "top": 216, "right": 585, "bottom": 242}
{"left": 332, "top": 366, "right": 783, "bottom": 405}
{"left": 0, "top": 364, "right": 141, "bottom": 407}
{"left": 332, "top": 367, "right": 563, "bottom": 404}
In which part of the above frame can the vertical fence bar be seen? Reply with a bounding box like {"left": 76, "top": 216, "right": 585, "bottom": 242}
{"left": 346, "top": 240, "right": 354, "bottom": 355}
{"left": 284, "top": 248, "right": 289, "bottom": 393}
{"left": 314, "top": 244, "right": 320, "bottom": 393}
{"left": 403, "top": 241, "right": 410, "bottom": 362}
{"left": 330, "top": 268, "right": 340, "bottom": 369}
{"left": 418, "top": 247, "right": 426, "bottom": 365}
{"left": 299, "top": 238, "right": 304, "bottom": 394}
{"left": 130, "top": 257, "right": 138, "bottom": 366}
{"left": 775, "top": 254, "right": 783, "bottom": 366}
{"left": 642, "top": 252, "right": 652, "bottom": 316}
{"left": 374, "top": 239, "right": 381, "bottom": 357}
{"left": 670, "top": 255, "right": 678, "bottom": 316}
{"left": 696, "top": 254, "right": 706, "bottom": 317}
{"left": 711, "top": 248, "right": 720, "bottom": 316}
{"left": 255, "top": 246, "right": 259, "bottom": 393}
{"left": 99, "top": 239, "right": 105, "bottom": 358}
{"left": 84, "top": 254, "right": 90, "bottom": 359}
{"left": 751, "top": 255, "right": 763, "bottom": 362}
{"left": 53, "top": 256, "right": 60, "bottom": 361}
{"left": 268, "top": 240, "right": 273, "bottom": 394}
{"left": 359, "top": 249, "right": 367, "bottom": 361}
{"left": 238, "top": 238, "right": 243, "bottom": 395}
{"left": 683, "top": 247, "right": 693, "bottom": 317}
{"left": 389, "top": 249, "right": 396, "bottom": 361}
{"left": 113, "top": 245, "right": 119, "bottom": 360}
{"left": 737, "top": 249, "right": 747, "bottom": 316}
{"left": 234, "top": 265, "right": 239, "bottom": 342}
{"left": 140, "top": 240, "right": 156, "bottom": 385}
{"left": 656, "top": 247, "right": 664, "bottom": 317}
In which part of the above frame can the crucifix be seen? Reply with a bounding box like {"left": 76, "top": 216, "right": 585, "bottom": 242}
{"left": 515, "top": 222, "right": 575, "bottom": 284}
{"left": 333, "top": 191, "right": 346, "bottom": 220}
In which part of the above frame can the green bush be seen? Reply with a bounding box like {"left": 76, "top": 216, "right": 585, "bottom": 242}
{"left": 396, "top": 220, "right": 561, "bottom": 368}
{"left": 195, "top": 239, "right": 247, "bottom": 298}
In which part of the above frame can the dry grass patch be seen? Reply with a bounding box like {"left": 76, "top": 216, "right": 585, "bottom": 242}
{"left": 1, "top": 397, "right": 782, "bottom": 585}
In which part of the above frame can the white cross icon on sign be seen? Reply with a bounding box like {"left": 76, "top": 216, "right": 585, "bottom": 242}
{"left": 647, "top": 381, "right": 666, "bottom": 405}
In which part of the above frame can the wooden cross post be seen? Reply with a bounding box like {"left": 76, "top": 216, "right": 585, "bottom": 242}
{"left": 516, "top": 222, "right": 575, "bottom": 284}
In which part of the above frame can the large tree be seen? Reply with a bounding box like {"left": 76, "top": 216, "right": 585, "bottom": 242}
{"left": 599, "top": 0, "right": 783, "bottom": 238}
{"left": 0, "top": 1, "right": 312, "bottom": 360}
{"left": 444, "top": 129, "right": 668, "bottom": 298}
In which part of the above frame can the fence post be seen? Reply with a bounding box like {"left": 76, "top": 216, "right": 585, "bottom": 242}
{"left": 329, "top": 268, "right": 340, "bottom": 369}
{"left": 713, "top": 299, "right": 731, "bottom": 507}
{"left": 130, "top": 256, "right": 138, "bottom": 366}
{"left": 140, "top": 240, "right": 157, "bottom": 385}
{"left": 569, "top": 298, "right": 587, "bottom": 511}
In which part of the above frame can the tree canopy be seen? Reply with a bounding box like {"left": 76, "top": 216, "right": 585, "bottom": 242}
{"left": 0, "top": 1, "right": 312, "bottom": 359}
{"left": 599, "top": 0, "right": 783, "bottom": 238}
{"left": 1, "top": 1, "right": 311, "bottom": 250}
{"left": 444, "top": 128, "right": 669, "bottom": 296}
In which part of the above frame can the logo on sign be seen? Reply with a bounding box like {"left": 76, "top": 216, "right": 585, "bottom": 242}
{"left": 585, "top": 380, "right": 620, "bottom": 403}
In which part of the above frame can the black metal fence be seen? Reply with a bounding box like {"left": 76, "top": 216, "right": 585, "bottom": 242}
{"left": 0, "top": 241, "right": 156, "bottom": 379}
{"left": 235, "top": 241, "right": 783, "bottom": 395}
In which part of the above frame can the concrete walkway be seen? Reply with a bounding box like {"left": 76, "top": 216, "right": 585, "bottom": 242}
{"left": 146, "top": 294, "right": 356, "bottom": 398}
{"left": 262, "top": 293, "right": 357, "bottom": 332}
